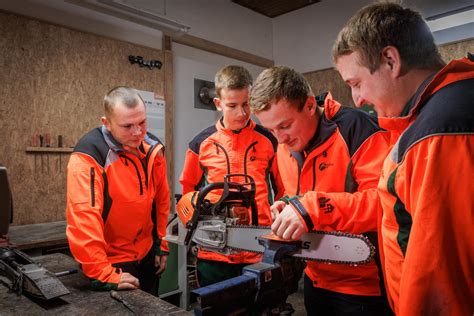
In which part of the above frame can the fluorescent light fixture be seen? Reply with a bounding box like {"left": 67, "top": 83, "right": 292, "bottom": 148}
{"left": 426, "top": 5, "right": 474, "bottom": 32}
{"left": 67, "top": 0, "right": 191, "bottom": 36}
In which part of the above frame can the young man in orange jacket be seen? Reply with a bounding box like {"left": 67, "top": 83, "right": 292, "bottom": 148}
{"left": 180, "top": 65, "right": 284, "bottom": 286}
{"left": 331, "top": 3, "right": 474, "bottom": 315}
{"left": 250, "top": 66, "right": 392, "bottom": 315}
{"left": 66, "top": 86, "right": 170, "bottom": 295}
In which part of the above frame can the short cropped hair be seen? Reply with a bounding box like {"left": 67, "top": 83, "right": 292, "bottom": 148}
{"left": 250, "top": 66, "right": 313, "bottom": 113}
{"left": 332, "top": 2, "right": 445, "bottom": 73}
{"left": 214, "top": 65, "right": 253, "bottom": 98}
{"left": 104, "top": 86, "right": 145, "bottom": 118}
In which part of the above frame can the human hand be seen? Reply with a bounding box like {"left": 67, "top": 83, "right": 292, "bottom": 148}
{"left": 270, "top": 201, "right": 286, "bottom": 221}
{"left": 117, "top": 272, "right": 139, "bottom": 290}
{"left": 154, "top": 255, "right": 168, "bottom": 275}
{"left": 271, "top": 204, "right": 306, "bottom": 240}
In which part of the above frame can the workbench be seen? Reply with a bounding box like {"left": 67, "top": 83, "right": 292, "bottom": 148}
{"left": 0, "top": 252, "right": 191, "bottom": 315}
{"left": 8, "top": 221, "right": 68, "bottom": 254}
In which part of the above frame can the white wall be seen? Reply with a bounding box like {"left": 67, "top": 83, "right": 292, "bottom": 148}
{"left": 272, "top": 0, "right": 370, "bottom": 73}
{"left": 272, "top": 0, "right": 474, "bottom": 73}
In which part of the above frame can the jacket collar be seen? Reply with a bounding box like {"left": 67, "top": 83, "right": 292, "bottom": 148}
{"left": 399, "top": 72, "right": 437, "bottom": 118}
{"left": 379, "top": 58, "right": 474, "bottom": 131}
{"left": 216, "top": 117, "right": 255, "bottom": 134}
{"left": 303, "top": 93, "right": 339, "bottom": 153}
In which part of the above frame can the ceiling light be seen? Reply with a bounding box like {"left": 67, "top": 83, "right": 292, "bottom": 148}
{"left": 426, "top": 5, "right": 474, "bottom": 32}
{"left": 67, "top": 0, "right": 191, "bottom": 36}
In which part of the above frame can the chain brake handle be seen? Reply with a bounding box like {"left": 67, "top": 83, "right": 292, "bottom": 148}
{"left": 184, "top": 174, "right": 257, "bottom": 245}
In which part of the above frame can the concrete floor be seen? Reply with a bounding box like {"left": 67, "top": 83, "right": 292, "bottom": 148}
{"left": 286, "top": 277, "right": 306, "bottom": 316}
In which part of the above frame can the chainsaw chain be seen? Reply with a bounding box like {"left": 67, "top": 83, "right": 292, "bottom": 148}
{"left": 226, "top": 225, "right": 375, "bottom": 266}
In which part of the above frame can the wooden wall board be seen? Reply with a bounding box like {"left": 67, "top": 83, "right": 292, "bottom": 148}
{"left": 0, "top": 12, "right": 172, "bottom": 224}
{"left": 304, "top": 67, "right": 354, "bottom": 107}
{"left": 439, "top": 38, "right": 474, "bottom": 62}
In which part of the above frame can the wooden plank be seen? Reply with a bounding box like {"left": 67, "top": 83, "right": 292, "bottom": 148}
{"left": 162, "top": 35, "right": 172, "bottom": 51}
{"left": 25, "top": 147, "right": 74, "bottom": 153}
{"left": 0, "top": 253, "right": 191, "bottom": 315}
{"left": 172, "top": 34, "right": 274, "bottom": 68}
{"left": 163, "top": 50, "right": 175, "bottom": 209}
{"left": 8, "top": 220, "right": 67, "bottom": 250}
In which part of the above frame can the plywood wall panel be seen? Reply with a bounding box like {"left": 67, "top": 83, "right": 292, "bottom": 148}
{"left": 304, "top": 67, "right": 354, "bottom": 107}
{"left": 0, "top": 12, "right": 171, "bottom": 225}
{"left": 439, "top": 38, "right": 474, "bottom": 62}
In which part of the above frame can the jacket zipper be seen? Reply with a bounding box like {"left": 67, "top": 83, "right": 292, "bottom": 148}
{"left": 243, "top": 141, "right": 258, "bottom": 175}
{"left": 312, "top": 157, "right": 317, "bottom": 191}
{"left": 142, "top": 143, "right": 158, "bottom": 187}
{"left": 296, "top": 163, "right": 301, "bottom": 195}
{"left": 90, "top": 167, "right": 95, "bottom": 207}
{"left": 214, "top": 142, "right": 231, "bottom": 174}
{"left": 120, "top": 155, "right": 144, "bottom": 195}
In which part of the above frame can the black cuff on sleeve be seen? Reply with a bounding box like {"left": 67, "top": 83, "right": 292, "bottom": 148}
{"left": 288, "top": 197, "right": 314, "bottom": 231}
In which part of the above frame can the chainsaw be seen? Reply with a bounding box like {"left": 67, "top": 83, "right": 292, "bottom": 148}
{"left": 174, "top": 174, "right": 374, "bottom": 265}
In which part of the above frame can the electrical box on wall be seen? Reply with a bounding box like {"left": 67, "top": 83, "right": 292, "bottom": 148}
{"left": 194, "top": 78, "right": 216, "bottom": 111}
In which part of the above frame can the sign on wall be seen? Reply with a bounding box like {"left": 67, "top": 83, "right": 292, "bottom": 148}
{"left": 137, "top": 89, "right": 166, "bottom": 144}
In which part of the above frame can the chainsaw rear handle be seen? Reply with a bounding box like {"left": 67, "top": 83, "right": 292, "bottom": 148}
{"left": 184, "top": 174, "right": 257, "bottom": 246}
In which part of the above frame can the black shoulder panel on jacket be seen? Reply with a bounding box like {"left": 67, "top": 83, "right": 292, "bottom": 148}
{"left": 146, "top": 131, "right": 164, "bottom": 145}
{"left": 73, "top": 127, "right": 110, "bottom": 167}
{"left": 332, "top": 107, "right": 383, "bottom": 157}
{"left": 396, "top": 78, "right": 474, "bottom": 163}
{"left": 189, "top": 125, "right": 217, "bottom": 155}
{"left": 255, "top": 124, "right": 278, "bottom": 151}
{"left": 315, "top": 92, "right": 329, "bottom": 106}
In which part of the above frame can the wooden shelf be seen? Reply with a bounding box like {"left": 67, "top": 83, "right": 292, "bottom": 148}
{"left": 25, "top": 146, "right": 73, "bottom": 153}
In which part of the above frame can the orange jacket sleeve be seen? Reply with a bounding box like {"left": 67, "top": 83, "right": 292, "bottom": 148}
{"left": 152, "top": 148, "right": 170, "bottom": 254}
{"left": 395, "top": 135, "right": 473, "bottom": 315}
{"left": 66, "top": 153, "right": 121, "bottom": 288}
{"left": 297, "top": 130, "right": 390, "bottom": 234}
{"left": 180, "top": 148, "right": 204, "bottom": 194}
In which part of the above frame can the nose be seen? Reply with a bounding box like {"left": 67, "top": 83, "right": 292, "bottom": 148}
{"left": 130, "top": 125, "right": 143, "bottom": 136}
{"left": 352, "top": 90, "right": 366, "bottom": 108}
{"left": 239, "top": 106, "right": 248, "bottom": 118}
{"left": 275, "top": 131, "right": 290, "bottom": 144}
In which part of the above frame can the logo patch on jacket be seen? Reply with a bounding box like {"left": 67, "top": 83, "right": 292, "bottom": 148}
{"left": 318, "top": 162, "right": 333, "bottom": 171}
{"left": 318, "top": 197, "right": 334, "bottom": 214}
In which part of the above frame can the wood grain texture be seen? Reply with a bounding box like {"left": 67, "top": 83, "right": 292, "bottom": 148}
{"left": 304, "top": 67, "right": 354, "bottom": 107}
{"left": 0, "top": 253, "right": 191, "bottom": 315}
{"left": 8, "top": 220, "right": 67, "bottom": 250}
{"left": 0, "top": 12, "right": 172, "bottom": 224}
{"left": 439, "top": 38, "right": 474, "bottom": 62}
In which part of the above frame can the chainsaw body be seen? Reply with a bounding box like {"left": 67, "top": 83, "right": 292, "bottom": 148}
{"left": 176, "top": 173, "right": 258, "bottom": 251}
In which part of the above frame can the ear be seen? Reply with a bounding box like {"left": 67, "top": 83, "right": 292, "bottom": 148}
{"left": 381, "top": 46, "right": 402, "bottom": 78}
{"left": 305, "top": 96, "right": 317, "bottom": 116}
{"left": 213, "top": 97, "right": 223, "bottom": 112}
{"left": 101, "top": 116, "right": 111, "bottom": 131}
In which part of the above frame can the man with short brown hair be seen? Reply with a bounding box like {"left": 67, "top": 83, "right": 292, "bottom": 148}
{"left": 332, "top": 3, "right": 474, "bottom": 315}
{"left": 66, "top": 86, "right": 170, "bottom": 295}
{"left": 250, "top": 66, "right": 392, "bottom": 315}
{"left": 180, "top": 65, "right": 284, "bottom": 286}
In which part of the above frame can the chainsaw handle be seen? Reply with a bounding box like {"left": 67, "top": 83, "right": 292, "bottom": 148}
{"left": 184, "top": 182, "right": 225, "bottom": 245}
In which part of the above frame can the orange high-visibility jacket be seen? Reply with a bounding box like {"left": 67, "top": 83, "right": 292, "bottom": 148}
{"left": 280, "top": 94, "right": 391, "bottom": 296}
{"left": 66, "top": 126, "right": 170, "bottom": 289}
{"left": 378, "top": 57, "right": 474, "bottom": 315}
{"left": 180, "top": 119, "right": 284, "bottom": 263}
